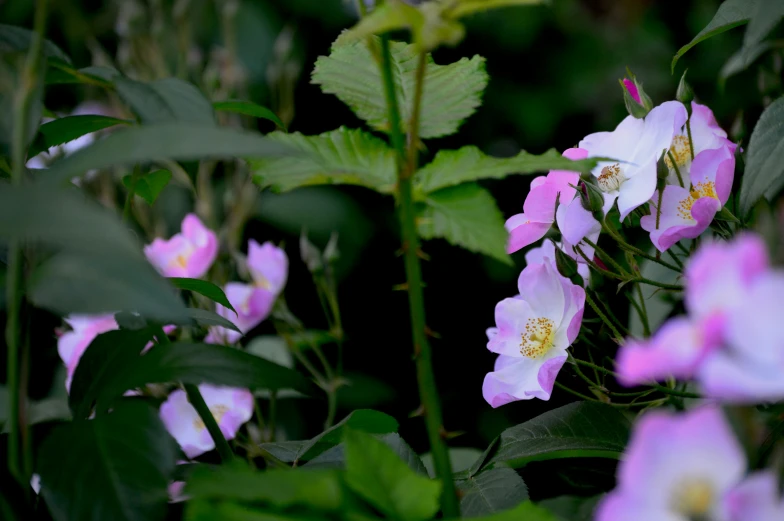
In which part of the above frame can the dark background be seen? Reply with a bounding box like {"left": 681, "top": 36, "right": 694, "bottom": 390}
{"left": 1, "top": 0, "right": 771, "bottom": 498}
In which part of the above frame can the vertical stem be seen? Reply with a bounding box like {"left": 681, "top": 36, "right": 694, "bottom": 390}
{"left": 378, "top": 37, "right": 459, "bottom": 517}
{"left": 667, "top": 151, "right": 685, "bottom": 187}
{"left": 184, "top": 383, "right": 234, "bottom": 462}
{"left": 585, "top": 291, "right": 623, "bottom": 342}
{"left": 635, "top": 282, "right": 651, "bottom": 337}
{"left": 7, "top": 0, "right": 48, "bottom": 489}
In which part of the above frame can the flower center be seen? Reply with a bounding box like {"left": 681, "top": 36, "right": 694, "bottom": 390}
{"left": 677, "top": 181, "right": 719, "bottom": 220}
{"left": 664, "top": 134, "right": 692, "bottom": 170}
{"left": 671, "top": 479, "right": 714, "bottom": 519}
{"left": 192, "top": 404, "right": 230, "bottom": 431}
{"left": 520, "top": 317, "right": 556, "bottom": 358}
{"left": 254, "top": 275, "right": 272, "bottom": 290}
{"left": 597, "top": 163, "right": 624, "bottom": 192}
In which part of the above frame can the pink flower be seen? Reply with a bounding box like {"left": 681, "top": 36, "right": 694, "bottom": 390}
{"left": 57, "top": 314, "right": 119, "bottom": 390}
{"left": 524, "top": 238, "right": 590, "bottom": 284}
{"left": 205, "top": 241, "right": 288, "bottom": 344}
{"left": 554, "top": 189, "right": 601, "bottom": 264}
{"left": 159, "top": 384, "right": 253, "bottom": 459}
{"left": 483, "top": 260, "right": 585, "bottom": 406}
{"left": 622, "top": 78, "right": 641, "bottom": 104}
{"left": 580, "top": 101, "right": 687, "bottom": 219}
{"left": 144, "top": 214, "right": 218, "bottom": 278}
{"left": 724, "top": 472, "right": 784, "bottom": 521}
{"left": 596, "top": 406, "right": 775, "bottom": 521}
{"left": 505, "top": 148, "right": 584, "bottom": 253}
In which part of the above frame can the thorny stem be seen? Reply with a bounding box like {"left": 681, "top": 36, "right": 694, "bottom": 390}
{"left": 7, "top": 0, "right": 49, "bottom": 489}
{"left": 378, "top": 36, "right": 459, "bottom": 517}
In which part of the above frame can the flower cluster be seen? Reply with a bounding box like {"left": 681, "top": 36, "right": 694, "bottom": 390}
{"left": 57, "top": 214, "right": 288, "bottom": 459}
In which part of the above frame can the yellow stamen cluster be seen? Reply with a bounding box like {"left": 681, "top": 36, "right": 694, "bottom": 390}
{"left": 192, "top": 404, "right": 231, "bottom": 430}
{"left": 671, "top": 480, "right": 714, "bottom": 518}
{"left": 664, "top": 134, "right": 692, "bottom": 170}
{"left": 597, "top": 163, "right": 623, "bottom": 192}
{"left": 520, "top": 317, "right": 556, "bottom": 358}
{"left": 677, "top": 181, "right": 718, "bottom": 220}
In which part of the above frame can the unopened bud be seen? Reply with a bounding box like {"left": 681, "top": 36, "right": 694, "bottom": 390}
{"left": 621, "top": 68, "right": 653, "bottom": 118}
{"left": 580, "top": 181, "right": 605, "bottom": 221}
{"left": 323, "top": 232, "right": 339, "bottom": 263}
{"left": 657, "top": 149, "right": 669, "bottom": 181}
{"left": 676, "top": 69, "right": 694, "bottom": 114}
{"left": 299, "top": 230, "right": 323, "bottom": 273}
{"left": 554, "top": 243, "right": 578, "bottom": 277}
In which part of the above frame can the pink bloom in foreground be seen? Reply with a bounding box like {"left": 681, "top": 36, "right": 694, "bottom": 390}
{"left": 144, "top": 214, "right": 218, "bottom": 278}
{"left": 505, "top": 148, "right": 584, "bottom": 253}
{"left": 57, "top": 314, "right": 119, "bottom": 390}
{"left": 159, "top": 384, "right": 253, "bottom": 459}
{"left": 483, "top": 260, "right": 585, "bottom": 406}
{"left": 205, "top": 241, "right": 288, "bottom": 344}
{"left": 580, "top": 101, "right": 687, "bottom": 219}
{"left": 596, "top": 407, "right": 779, "bottom": 521}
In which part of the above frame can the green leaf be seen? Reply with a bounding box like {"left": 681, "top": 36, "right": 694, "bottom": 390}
{"left": 246, "top": 336, "right": 293, "bottom": 368}
{"left": 671, "top": 0, "right": 757, "bottom": 72}
{"left": 719, "top": 41, "right": 775, "bottom": 86}
{"left": 485, "top": 402, "right": 631, "bottom": 469}
{"left": 418, "top": 183, "right": 510, "bottom": 264}
{"left": 447, "top": 501, "right": 559, "bottom": 521}
{"left": 312, "top": 39, "right": 487, "bottom": 139}
{"left": 71, "top": 338, "right": 318, "bottom": 418}
{"left": 185, "top": 500, "right": 333, "bottom": 521}
{"left": 45, "top": 61, "right": 117, "bottom": 86}
{"left": 122, "top": 169, "right": 172, "bottom": 205}
{"left": 415, "top": 146, "right": 597, "bottom": 194}
{"left": 740, "top": 96, "right": 784, "bottom": 216}
{"left": 169, "top": 278, "right": 236, "bottom": 313}
{"left": 43, "top": 123, "right": 294, "bottom": 185}
{"left": 37, "top": 401, "right": 178, "bottom": 521}
{"left": 344, "top": 429, "right": 441, "bottom": 521}
{"left": 421, "top": 448, "right": 484, "bottom": 478}
{"left": 115, "top": 77, "right": 215, "bottom": 125}
{"left": 305, "top": 433, "right": 429, "bottom": 476}
{"left": 258, "top": 409, "right": 399, "bottom": 464}
{"left": 456, "top": 468, "right": 529, "bottom": 517}
{"left": 250, "top": 127, "right": 397, "bottom": 193}
{"left": 28, "top": 115, "right": 130, "bottom": 159}
{"left": 448, "top": 0, "right": 544, "bottom": 18}
{"left": 0, "top": 393, "right": 71, "bottom": 432}
{"left": 0, "top": 24, "right": 71, "bottom": 63}
{"left": 744, "top": 0, "right": 784, "bottom": 49}
{"left": 537, "top": 495, "right": 602, "bottom": 521}
{"left": 184, "top": 308, "right": 240, "bottom": 333}
{"left": 185, "top": 462, "right": 343, "bottom": 510}
{"left": 213, "top": 100, "right": 287, "bottom": 130}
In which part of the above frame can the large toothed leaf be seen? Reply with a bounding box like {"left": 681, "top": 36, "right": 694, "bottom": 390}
{"left": 249, "top": 127, "right": 397, "bottom": 193}
{"left": 312, "top": 38, "right": 487, "bottom": 139}
{"left": 456, "top": 468, "right": 529, "bottom": 517}
{"left": 418, "top": 183, "right": 510, "bottom": 264}
{"left": 740, "top": 95, "right": 784, "bottom": 215}
{"left": 115, "top": 77, "right": 215, "bottom": 125}
{"left": 485, "top": 402, "right": 631, "bottom": 470}
{"left": 415, "top": 146, "right": 597, "bottom": 193}
{"left": 672, "top": 0, "right": 757, "bottom": 72}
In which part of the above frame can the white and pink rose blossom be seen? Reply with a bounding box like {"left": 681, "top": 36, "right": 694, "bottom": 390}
{"left": 144, "top": 213, "right": 218, "bottom": 279}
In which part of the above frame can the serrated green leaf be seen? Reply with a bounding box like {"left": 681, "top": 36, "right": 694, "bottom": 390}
{"left": 445, "top": 501, "right": 559, "bottom": 521}
{"left": 115, "top": 77, "right": 216, "bottom": 125}
{"left": 312, "top": 39, "right": 487, "bottom": 139}
{"left": 168, "top": 278, "right": 236, "bottom": 313}
{"left": 304, "top": 433, "right": 429, "bottom": 476}
{"left": 0, "top": 24, "right": 71, "bottom": 63}
{"left": 184, "top": 308, "right": 240, "bottom": 333}
{"left": 43, "top": 123, "right": 294, "bottom": 185}
{"left": 486, "top": 402, "right": 631, "bottom": 469}
{"left": 456, "top": 467, "right": 529, "bottom": 517}
{"left": 448, "top": 0, "right": 545, "bottom": 18}
{"left": 740, "top": 96, "right": 784, "bottom": 216}
{"left": 29, "top": 115, "right": 130, "bottom": 158}
{"left": 418, "top": 183, "right": 510, "bottom": 264}
{"left": 250, "top": 127, "right": 397, "bottom": 193}
{"left": 672, "top": 0, "right": 757, "bottom": 72}
{"left": 719, "top": 41, "right": 775, "bottom": 86}
{"left": 38, "top": 401, "right": 178, "bottom": 521}
{"left": 538, "top": 495, "right": 602, "bottom": 521}
{"left": 743, "top": 0, "right": 784, "bottom": 49}
{"left": 421, "top": 448, "right": 484, "bottom": 478}
{"left": 415, "top": 146, "right": 597, "bottom": 193}
{"left": 213, "top": 100, "right": 287, "bottom": 130}
{"left": 122, "top": 169, "right": 172, "bottom": 205}
{"left": 344, "top": 429, "right": 441, "bottom": 521}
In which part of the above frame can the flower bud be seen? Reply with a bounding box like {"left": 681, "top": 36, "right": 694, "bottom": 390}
{"left": 553, "top": 244, "right": 584, "bottom": 286}
{"left": 299, "top": 230, "right": 323, "bottom": 273}
{"left": 657, "top": 149, "right": 670, "bottom": 180}
{"left": 620, "top": 68, "right": 653, "bottom": 118}
{"left": 676, "top": 69, "right": 694, "bottom": 114}
{"left": 323, "top": 232, "right": 340, "bottom": 264}
{"left": 580, "top": 181, "right": 605, "bottom": 221}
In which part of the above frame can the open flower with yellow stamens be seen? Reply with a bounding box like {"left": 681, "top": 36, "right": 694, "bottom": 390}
{"left": 596, "top": 407, "right": 782, "bottom": 521}
{"left": 144, "top": 214, "right": 218, "bottom": 278}
{"left": 159, "top": 384, "right": 253, "bottom": 459}
{"left": 483, "top": 259, "right": 585, "bottom": 406}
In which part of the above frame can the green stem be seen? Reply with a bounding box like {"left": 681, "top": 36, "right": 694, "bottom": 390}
{"left": 666, "top": 249, "right": 684, "bottom": 270}
{"left": 655, "top": 185, "right": 664, "bottom": 229}
{"left": 123, "top": 164, "right": 142, "bottom": 222}
{"left": 667, "top": 151, "right": 685, "bottom": 187}
{"left": 584, "top": 291, "right": 623, "bottom": 341}
{"left": 571, "top": 359, "right": 702, "bottom": 399}
{"left": 7, "top": 0, "right": 49, "bottom": 489}
{"left": 686, "top": 119, "right": 695, "bottom": 160}
{"left": 601, "top": 222, "right": 681, "bottom": 272}
{"left": 184, "top": 383, "right": 234, "bottom": 462}
{"left": 636, "top": 277, "right": 683, "bottom": 291}
{"left": 575, "top": 245, "right": 624, "bottom": 281}
{"left": 635, "top": 282, "right": 651, "bottom": 337}
{"left": 378, "top": 37, "right": 458, "bottom": 517}
{"left": 583, "top": 237, "right": 629, "bottom": 277}
{"left": 268, "top": 391, "right": 277, "bottom": 442}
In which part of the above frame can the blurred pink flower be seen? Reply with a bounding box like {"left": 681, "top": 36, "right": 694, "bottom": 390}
{"left": 57, "top": 314, "right": 119, "bottom": 390}
{"left": 144, "top": 214, "right": 218, "bottom": 278}
{"left": 580, "top": 101, "right": 687, "bottom": 219}
{"left": 159, "top": 384, "right": 253, "bottom": 459}
{"left": 205, "top": 241, "right": 288, "bottom": 344}
{"left": 483, "top": 260, "right": 585, "bottom": 406}
{"left": 505, "top": 148, "right": 583, "bottom": 253}
{"left": 596, "top": 407, "right": 777, "bottom": 521}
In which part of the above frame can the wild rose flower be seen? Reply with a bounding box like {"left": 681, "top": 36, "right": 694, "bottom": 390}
{"left": 724, "top": 471, "right": 784, "bottom": 520}
{"left": 57, "top": 314, "right": 119, "bottom": 390}
{"left": 205, "top": 241, "right": 288, "bottom": 344}
{"left": 144, "top": 214, "right": 218, "bottom": 279}
{"left": 159, "top": 384, "right": 253, "bottom": 459}
{"left": 505, "top": 148, "right": 584, "bottom": 253}
{"left": 483, "top": 260, "right": 585, "bottom": 406}
{"left": 596, "top": 406, "right": 780, "bottom": 521}
{"left": 554, "top": 190, "right": 601, "bottom": 265}
{"left": 580, "top": 101, "right": 687, "bottom": 219}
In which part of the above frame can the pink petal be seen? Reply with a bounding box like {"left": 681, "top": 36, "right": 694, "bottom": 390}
{"left": 247, "top": 240, "right": 288, "bottom": 294}
{"left": 622, "top": 79, "right": 641, "bottom": 104}
{"left": 522, "top": 183, "right": 561, "bottom": 223}
{"left": 517, "top": 262, "right": 566, "bottom": 324}
{"left": 505, "top": 214, "right": 551, "bottom": 254}
{"left": 482, "top": 354, "right": 564, "bottom": 407}
{"left": 555, "top": 196, "right": 600, "bottom": 246}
